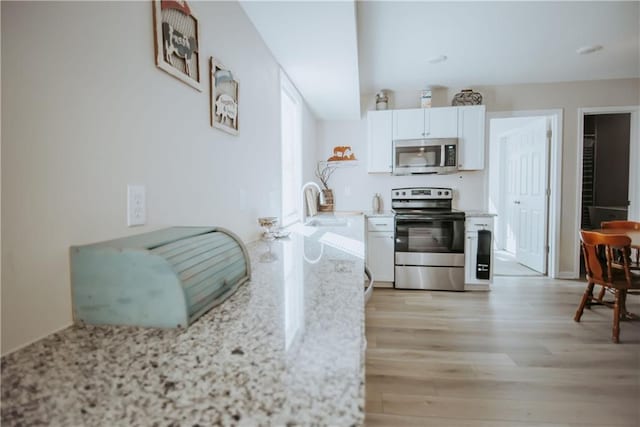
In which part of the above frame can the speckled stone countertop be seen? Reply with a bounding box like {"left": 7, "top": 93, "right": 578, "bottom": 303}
{"left": 363, "top": 211, "right": 394, "bottom": 217}
{"left": 464, "top": 211, "right": 497, "bottom": 218}
{"left": 1, "top": 216, "right": 366, "bottom": 426}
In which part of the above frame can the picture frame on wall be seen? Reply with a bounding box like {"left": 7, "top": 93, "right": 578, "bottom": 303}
{"left": 210, "top": 57, "right": 239, "bottom": 135}
{"left": 152, "top": 0, "right": 202, "bottom": 91}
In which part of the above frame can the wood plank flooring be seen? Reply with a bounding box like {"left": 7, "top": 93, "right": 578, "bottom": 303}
{"left": 364, "top": 276, "right": 640, "bottom": 427}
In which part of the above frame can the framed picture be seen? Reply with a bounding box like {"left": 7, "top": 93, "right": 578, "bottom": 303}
{"left": 210, "top": 58, "right": 239, "bottom": 135}
{"left": 152, "top": 0, "right": 202, "bottom": 91}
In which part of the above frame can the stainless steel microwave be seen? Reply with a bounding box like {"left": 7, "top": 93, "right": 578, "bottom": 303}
{"left": 392, "top": 138, "right": 458, "bottom": 175}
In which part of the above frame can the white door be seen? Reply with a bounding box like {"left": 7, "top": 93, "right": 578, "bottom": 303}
{"left": 502, "top": 138, "right": 519, "bottom": 254}
{"left": 503, "top": 118, "right": 550, "bottom": 273}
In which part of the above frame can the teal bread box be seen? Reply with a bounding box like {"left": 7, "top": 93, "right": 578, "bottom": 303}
{"left": 70, "top": 227, "right": 251, "bottom": 328}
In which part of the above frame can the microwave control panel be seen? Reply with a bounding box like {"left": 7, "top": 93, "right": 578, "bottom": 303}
{"left": 444, "top": 144, "right": 457, "bottom": 167}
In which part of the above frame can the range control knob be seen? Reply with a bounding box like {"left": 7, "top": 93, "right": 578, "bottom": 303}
{"left": 402, "top": 191, "right": 406, "bottom": 196}
{"left": 445, "top": 191, "right": 450, "bottom": 196}
{"left": 438, "top": 191, "right": 442, "bottom": 196}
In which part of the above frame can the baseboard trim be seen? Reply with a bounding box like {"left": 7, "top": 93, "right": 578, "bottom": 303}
{"left": 557, "top": 271, "right": 579, "bottom": 280}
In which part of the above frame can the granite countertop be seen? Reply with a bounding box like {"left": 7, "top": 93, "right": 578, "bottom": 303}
{"left": 1, "top": 216, "right": 366, "bottom": 426}
{"left": 363, "top": 210, "right": 394, "bottom": 217}
{"left": 465, "top": 211, "right": 497, "bottom": 218}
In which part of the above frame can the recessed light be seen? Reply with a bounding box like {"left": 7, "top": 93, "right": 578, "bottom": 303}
{"left": 576, "top": 45, "right": 603, "bottom": 55}
{"left": 427, "top": 55, "right": 447, "bottom": 64}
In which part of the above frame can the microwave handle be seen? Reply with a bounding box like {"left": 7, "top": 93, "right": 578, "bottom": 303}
{"left": 440, "top": 145, "right": 445, "bottom": 167}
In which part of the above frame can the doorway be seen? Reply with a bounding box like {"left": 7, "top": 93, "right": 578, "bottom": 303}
{"left": 487, "top": 112, "right": 561, "bottom": 277}
{"left": 580, "top": 113, "right": 631, "bottom": 229}
{"left": 576, "top": 106, "right": 639, "bottom": 275}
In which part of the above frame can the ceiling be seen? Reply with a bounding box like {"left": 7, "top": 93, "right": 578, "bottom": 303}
{"left": 240, "top": 1, "right": 361, "bottom": 120}
{"left": 242, "top": 1, "right": 639, "bottom": 120}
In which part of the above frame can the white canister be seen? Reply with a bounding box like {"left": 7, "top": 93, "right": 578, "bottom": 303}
{"left": 375, "top": 91, "right": 389, "bottom": 110}
{"left": 372, "top": 193, "right": 382, "bottom": 213}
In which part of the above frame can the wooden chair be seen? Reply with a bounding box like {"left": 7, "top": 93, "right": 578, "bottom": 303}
{"left": 575, "top": 230, "right": 640, "bottom": 343}
{"left": 596, "top": 221, "right": 640, "bottom": 301}
{"left": 601, "top": 220, "right": 640, "bottom": 267}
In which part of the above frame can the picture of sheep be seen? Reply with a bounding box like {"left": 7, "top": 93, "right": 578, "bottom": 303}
{"left": 210, "top": 58, "right": 239, "bottom": 135}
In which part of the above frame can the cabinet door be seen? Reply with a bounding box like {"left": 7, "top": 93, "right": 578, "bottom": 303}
{"left": 367, "top": 232, "right": 395, "bottom": 282}
{"left": 393, "top": 108, "right": 425, "bottom": 140}
{"left": 458, "top": 105, "right": 486, "bottom": 170}
{"left": 465, "top": 232, "right": 478, "bottom": 284}
{"left": 427, "top": 107, "right": 458, "bottom": 138}
{"left": 367, "top": 110, "right": 393, "bottom": 173}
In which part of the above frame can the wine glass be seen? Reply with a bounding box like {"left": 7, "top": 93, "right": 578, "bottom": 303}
{"left": 258, "top": 217, "right": 278, "bottom": 263}
{"left": 258, "top": 217, "right": 278, "bottom": 240}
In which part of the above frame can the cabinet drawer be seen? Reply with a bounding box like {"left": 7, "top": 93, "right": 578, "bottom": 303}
{"left": 367, "top": 217, "right": 394, "bottom": 231}
{"left": 466, "top": 219, "right": 492, "bottom": 231}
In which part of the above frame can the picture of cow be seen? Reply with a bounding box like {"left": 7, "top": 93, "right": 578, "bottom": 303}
{"left": 162, "top": 22, "right": 198, "bottom": 76}
{"left": 153, "top": 0, "right": 202, "bottom": 91}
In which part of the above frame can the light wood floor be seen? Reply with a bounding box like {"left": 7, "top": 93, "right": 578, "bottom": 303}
{"left": 365, "top": 276, "right": 640, "bottom": 427}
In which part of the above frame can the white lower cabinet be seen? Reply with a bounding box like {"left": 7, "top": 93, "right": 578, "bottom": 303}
{"left": 464, "top": 215, "right": 495, "bottom": 290}
{"left": 366, "top": 216, "right": 395, "bottom": 284}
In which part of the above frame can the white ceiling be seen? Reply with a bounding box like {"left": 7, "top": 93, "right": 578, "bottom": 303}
{"left": 240, "top": 1, "right": 361, "bottom": 120}
{"left": 241, "top": 1, "right": 639, "bottom": 120}
{"left": 358, "top": 1, "right": 640, "bottom": 93}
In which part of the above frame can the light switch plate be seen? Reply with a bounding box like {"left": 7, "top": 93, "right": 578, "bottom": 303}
{"left": 127, "top": 185, "right": 146, "bottom": 227}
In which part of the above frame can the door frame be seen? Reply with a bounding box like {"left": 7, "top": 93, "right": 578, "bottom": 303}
{"left": 485, "top": 109, "right": 563, "bottom": 279}
{"left": 574, "top": 105, "right": 640, "bottom": 278}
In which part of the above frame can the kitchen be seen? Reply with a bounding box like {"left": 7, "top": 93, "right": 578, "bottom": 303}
{"left": 2, "top": 1, "right": 640, "bottom": 426}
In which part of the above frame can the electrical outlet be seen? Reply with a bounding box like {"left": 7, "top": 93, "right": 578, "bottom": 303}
{"left": 127, "top": 185, "right": 146, "bottom": 227}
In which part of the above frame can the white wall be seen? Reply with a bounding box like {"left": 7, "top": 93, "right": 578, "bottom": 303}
{"left": 316, "top": 118, "right": 485, "bottom": 212}
{"left": 317, "top": 78, "right": 640, "bottom": 277}
{"left": 1, "top": 1, "right": 317, "bottom": 355}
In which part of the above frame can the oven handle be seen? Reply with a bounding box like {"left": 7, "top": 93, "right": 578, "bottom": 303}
{"left": 395, "top": 215, "right": 465, "bottom": 221}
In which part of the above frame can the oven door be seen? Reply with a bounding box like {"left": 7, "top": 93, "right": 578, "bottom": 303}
{"left": 395, "top": 214, "right": 464, "bottom": 254}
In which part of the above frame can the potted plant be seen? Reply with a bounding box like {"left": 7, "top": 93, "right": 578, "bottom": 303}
{"left": 315, "top": 162, "right": 335, "bottom": 212}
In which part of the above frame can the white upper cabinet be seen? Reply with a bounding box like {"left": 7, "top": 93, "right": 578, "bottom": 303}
{"left": 457, "top": 105, "right": 486, "bottom": 170}
{"left": 392, "top": 108, "right": 424, "bottom": 140}
{"left": 393, "top": 107, "right": 458, "bottom": 140}
{"left": 367, "top": 110, "right": 393, "bottom": 173}
{"left": 428, "top": 107, "right": 458, "bottom": 138}
{"left": 369, "top": 105, "right": 485, "bottom": 173}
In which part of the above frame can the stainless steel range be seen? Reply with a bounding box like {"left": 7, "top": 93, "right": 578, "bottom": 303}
{"left": 392, "top": 187, "right": 465, "bottom": 291}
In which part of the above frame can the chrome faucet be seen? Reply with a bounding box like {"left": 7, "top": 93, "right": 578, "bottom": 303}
{"left": 301, "top": 181, "right": 322, "bottom": 223}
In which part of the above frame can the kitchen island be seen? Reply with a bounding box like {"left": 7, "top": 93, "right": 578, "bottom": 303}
{"left": 1, "top": 215, "right": 366, "bottom": 426}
